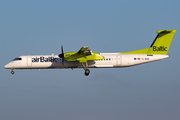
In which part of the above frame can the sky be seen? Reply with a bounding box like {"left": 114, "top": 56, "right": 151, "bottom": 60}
{"left": 0, "top": 0, "right": 180, "bottom": 120}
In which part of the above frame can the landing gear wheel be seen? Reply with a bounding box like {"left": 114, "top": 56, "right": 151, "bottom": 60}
{"left": 11, "top": 71, "right": 14, "bottom": 74}
{"left": 84, "top": 69, "right": 90, "bottom": 76}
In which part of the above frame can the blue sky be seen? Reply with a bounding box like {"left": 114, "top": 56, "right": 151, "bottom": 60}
{"left": 1, "top": 0, "right": 180, "bottom": 120}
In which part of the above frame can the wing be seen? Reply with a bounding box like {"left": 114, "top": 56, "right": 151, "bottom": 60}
{"left": 64, "top": 47, "right": 104, "bottom": 63}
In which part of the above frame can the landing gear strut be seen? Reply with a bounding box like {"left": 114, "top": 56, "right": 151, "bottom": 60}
{"left": 82, "top": 63, "right": 90, "bottom": 76}
{"left": 11, "top": 68, "right": 14, "bottom": 74}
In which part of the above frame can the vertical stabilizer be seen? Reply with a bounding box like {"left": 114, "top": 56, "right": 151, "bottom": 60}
{"left": 147, "top": 30, "right": 176, "bottom": 55}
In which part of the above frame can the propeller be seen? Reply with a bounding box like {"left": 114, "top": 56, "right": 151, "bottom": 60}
{"left": 58, "top": 45, "right": 64, "bottom": 65}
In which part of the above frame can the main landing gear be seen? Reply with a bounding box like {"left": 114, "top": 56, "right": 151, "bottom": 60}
{"left": 82, "top": 63, "right": 90, "bottom": 76}
{"left": 11, "top": 68, "right": 14, "bottom": 74}
{"left": 85, "top": 69, "right": 90, "bottom": 76}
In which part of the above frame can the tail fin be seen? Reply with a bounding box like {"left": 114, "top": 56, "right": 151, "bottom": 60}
{"left": 120, "top": 30, "right": 176, "bottom": 55}
{"left": 147, "top": 30, "right": 176, "bottom": 55}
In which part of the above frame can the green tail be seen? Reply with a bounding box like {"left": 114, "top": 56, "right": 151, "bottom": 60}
{"left": 120, "top": 30, "right": 176, "bottom": 55}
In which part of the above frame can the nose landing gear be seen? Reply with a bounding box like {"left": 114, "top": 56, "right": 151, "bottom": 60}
{"left": 11, "top": 68, "right": 14, "bottom": 74}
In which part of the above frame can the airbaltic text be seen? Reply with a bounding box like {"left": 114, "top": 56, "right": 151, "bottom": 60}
{"left": 153, "top": 46, "right": 167, "bottom": 51}
{"left": 32, "top": 57, "right": 61, "bottom": 63}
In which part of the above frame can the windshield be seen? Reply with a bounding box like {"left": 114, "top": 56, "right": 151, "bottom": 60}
{"left": 12, "top": 58, "right": 22, "bottom": 61}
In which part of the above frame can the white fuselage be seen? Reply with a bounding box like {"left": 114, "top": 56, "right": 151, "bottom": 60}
{"left": 4, "top": 53, "right": 169, "bottom": 69}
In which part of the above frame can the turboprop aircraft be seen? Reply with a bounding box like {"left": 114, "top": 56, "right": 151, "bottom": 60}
{"left": 4, "top": 30, "right": 176, "bottom": 76}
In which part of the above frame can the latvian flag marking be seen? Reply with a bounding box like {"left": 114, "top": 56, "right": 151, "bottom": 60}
{"left": 134, "top": 58, "right": 141, "bottom": 60}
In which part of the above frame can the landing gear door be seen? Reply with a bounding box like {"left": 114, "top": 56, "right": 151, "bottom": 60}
{"left": 116, "top": 55, "right": 121, "bottom": 65}
{"left": 27, "top": 57, "right": 32, "bottom": 67}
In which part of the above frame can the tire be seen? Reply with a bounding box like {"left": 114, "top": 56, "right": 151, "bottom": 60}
{"left": 85, "top": 69, "right": 90, "bottom": 76}
{"left": 11, "top": 71, "right": 14, "bottom": 74}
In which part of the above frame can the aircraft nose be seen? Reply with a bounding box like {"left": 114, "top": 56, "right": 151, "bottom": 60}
{"left": 4, "top": 63, "right": 12, "bottom": 69}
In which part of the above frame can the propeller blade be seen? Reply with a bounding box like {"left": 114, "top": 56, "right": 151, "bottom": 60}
{"left": 62, "top": 58, "right": 64, "bottom": 65}
{"left": 58, "top": 45, "right": 64, "bottom": 65}
{"left": 58, "top": 45, "right": 64, "bottom": 58}
{"left": 61, "top": 45, "right": 64, "bottom": 55}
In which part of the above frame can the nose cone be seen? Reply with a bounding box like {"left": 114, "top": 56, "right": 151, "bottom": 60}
{"left": 4, "top": 63, "right": 12, "bottom": 69}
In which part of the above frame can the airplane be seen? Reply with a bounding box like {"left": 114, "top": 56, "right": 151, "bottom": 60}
{"left": 4, "top": 30, "right": 176, "bottom": 76}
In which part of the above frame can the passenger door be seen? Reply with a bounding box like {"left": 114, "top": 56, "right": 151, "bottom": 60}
{"left": 27, "top": 57, "right": 32, "bottom": 67}
{"left": 116, "top": 55, "right": 121, "bottom": 65}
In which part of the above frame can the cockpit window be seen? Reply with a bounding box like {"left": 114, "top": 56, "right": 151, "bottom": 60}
{"left": 12, "top": 58, "right": 22, "bottom": 61}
